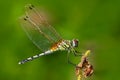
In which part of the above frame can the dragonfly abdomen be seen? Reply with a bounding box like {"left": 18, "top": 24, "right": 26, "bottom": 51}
{"left": 18, "top": 50, "right": 53, "bottom": 64}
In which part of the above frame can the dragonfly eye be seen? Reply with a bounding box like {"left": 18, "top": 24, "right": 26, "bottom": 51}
{"left": 72, "top": 39, "right": 79, "bottom": 47}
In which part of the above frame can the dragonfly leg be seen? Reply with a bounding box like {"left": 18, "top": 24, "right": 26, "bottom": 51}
{"left": 73, "top": 50, "right": 83, "bottom": 56}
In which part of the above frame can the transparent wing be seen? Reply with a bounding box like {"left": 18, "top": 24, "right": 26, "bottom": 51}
{"left": 19, "top": 4, "right": 62, "bottom": 51}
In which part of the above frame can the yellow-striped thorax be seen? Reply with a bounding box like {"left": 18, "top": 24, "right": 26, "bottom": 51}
{"left": 50, "top": 39, "right": 79, "bottom": 51}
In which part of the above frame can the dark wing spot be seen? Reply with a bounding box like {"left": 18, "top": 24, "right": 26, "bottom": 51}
{"left": 29, "top": 4, "right": 34, "bottom": 10}
{"left": 24, "top": 18, "right": 27, "bottom": 21}
{"left": 26, "top": 16, "right": 29, "bottom": 18}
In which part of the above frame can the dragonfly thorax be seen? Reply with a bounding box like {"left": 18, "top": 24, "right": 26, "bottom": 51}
{"left": 51, "top": 39, "right": 79, "bottom": 51}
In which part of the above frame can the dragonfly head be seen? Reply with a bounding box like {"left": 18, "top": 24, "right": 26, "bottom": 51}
{"left": 71, "top": 39, "right": 79, "bottom": 47}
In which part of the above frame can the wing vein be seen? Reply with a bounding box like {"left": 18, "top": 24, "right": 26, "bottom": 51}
{"left": 25, "top": 14, "right": 54, "bottom": 43}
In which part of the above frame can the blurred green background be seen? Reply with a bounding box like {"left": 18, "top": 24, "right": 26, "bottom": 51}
{"left": 0, "top": 0, "right": 120, "bottom": 80}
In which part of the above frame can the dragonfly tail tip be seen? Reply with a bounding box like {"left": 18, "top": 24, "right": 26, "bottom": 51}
{"left": 18, "top": 61, "right": 23, "bottom": 65}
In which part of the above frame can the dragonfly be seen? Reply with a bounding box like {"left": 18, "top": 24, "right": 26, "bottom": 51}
{"left": 18, "top": 4, "right": 80, "bottom": 64}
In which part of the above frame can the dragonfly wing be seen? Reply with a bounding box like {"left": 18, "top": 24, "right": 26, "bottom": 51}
{"left": 19, "top": 4, "right": 62, "bottom": 51}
